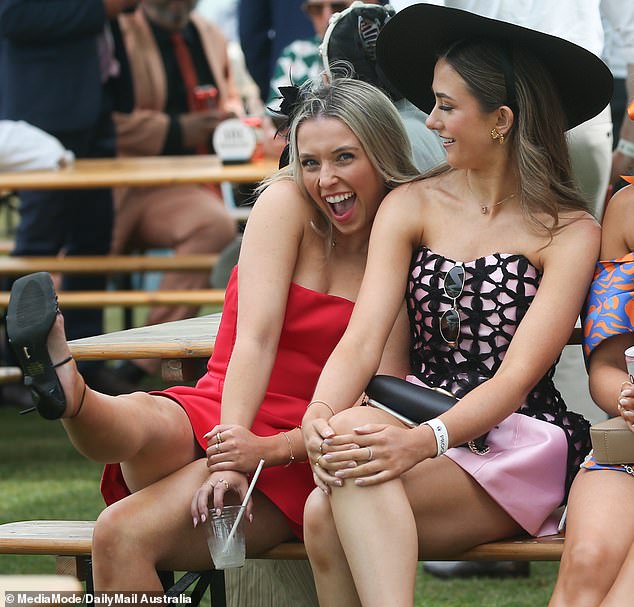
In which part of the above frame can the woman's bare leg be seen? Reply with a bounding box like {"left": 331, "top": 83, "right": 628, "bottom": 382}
{"left": 304, "top": 488, "right": 361, "bottom": 607}
{"left": 549, "top": 470, "right": 634, "bottom": 607}
{"left": 323, "top": 407, "right": 523, "bottom": 607}
{"left": 93, "top": 458, "right": 296, "bottom": 590}
{"left": 49, "top": 312, "right": 200, "bottom": 490}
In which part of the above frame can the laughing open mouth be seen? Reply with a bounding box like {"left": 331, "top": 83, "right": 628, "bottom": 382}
{"left": 325, "top": 192, "right": 355, "bottom": 217}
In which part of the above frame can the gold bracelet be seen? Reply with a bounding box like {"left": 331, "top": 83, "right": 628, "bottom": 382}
{"left": 281, "top": 431, "right": 295, "bottom": 467}
{"left": 306, "top": 400, "right": 335, "bottom": 417}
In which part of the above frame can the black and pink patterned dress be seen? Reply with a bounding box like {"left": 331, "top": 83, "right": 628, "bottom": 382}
{"left": 406, "top": 246, "right": 591, "bottom": 536}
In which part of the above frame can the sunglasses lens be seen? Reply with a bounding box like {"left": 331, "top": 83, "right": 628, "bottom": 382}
{"left": 332, "top": 2, "right": 348, "bottom": 10}
{"left": 444, "top": 265, "right": 465, "bottom": 299}
{"left": 440, "top": 308, "right": 460, "bottom": 345}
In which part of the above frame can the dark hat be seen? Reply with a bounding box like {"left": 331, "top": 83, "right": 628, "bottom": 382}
{"left": 376, "top": 4, "right": 613, "bottom": 130}
{"left": 320, "top": 2, "right": 400, "bottom": 98}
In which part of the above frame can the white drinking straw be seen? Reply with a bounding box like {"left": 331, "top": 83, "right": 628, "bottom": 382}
{"left": 223, "top": 458, "right": 265, "bottom": 549}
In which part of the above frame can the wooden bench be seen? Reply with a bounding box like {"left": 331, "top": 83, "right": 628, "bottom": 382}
{"left": 0, "top": 254, "right": 224, "bottom": 311}
{"left": 0, "top": 289, "right": 225, "bottom": 309}
{"left": 0, "top": 520, "right": 565, "bottom": 604}
{"left": 0, "top": 254, "right": 219, "bottom": 274}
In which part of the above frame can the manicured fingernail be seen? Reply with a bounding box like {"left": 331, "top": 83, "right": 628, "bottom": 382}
{"left": 334, "top": 479, "right": 343, "bottom": 486}
{"left": 335, "top": 470, "right": 346, "bottom": 478}
{"left": 249, "top": 513, "right": 253, "bottom": 522}
{"left": 201, "top": 513, "right": 206, "bottom": 523}
{"left": 216, "top": 508, "right": 221, "bottom": 516}
{"left": 193, "top": 518, "right": 198, "bottom": 528}
{"left": 324, "top": 454, "right": 332, "bottom": 460}
{"left": 324, "top": 439, "right": 333, "bottom": 445}
{"left": 346, "top": 461, "right": 357, "bottom": 468}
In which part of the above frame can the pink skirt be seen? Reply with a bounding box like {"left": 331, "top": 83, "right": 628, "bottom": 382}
{"left": 445, "top": 412, "right": 567, "bottom": 536}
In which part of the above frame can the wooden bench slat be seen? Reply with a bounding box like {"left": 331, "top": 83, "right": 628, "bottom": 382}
{"left": 0, "top": 254, "right": 219, "bottom": 274}
{"left": 0, "top": 520, "right": 565, "bottom": 562}
{"left": 0, "top": 289, "right": 225, "bottom": 308}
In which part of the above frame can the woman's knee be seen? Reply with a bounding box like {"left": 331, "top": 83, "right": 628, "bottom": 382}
{"left": 559, "top": 535, "right": 623, "bottom": 592}
{"left": 304, "top": 489, "right": 337, "bottom": 560}
{"left": 328, "top": 406, "right": 381, "bottom": 434}
{"left": 93, "top": 499, "right": 153, "bottom": 565}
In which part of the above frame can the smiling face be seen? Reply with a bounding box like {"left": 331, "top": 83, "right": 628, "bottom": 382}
{"left": 425, "top": 58, "right": 499, "bottom": 169}
{"left": 297, "top": 117, "right": 386, "bottom": 236}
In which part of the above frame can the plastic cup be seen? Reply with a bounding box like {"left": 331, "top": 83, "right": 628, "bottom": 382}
{"left": 626, "top": 346, "right": 634, "bottom": 383}
{"left": 205, "top": 505, "right": 246, "bottom": 569}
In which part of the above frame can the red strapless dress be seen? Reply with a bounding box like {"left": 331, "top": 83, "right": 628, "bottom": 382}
{"left": 100, "top": 266, "right": 354, "bottom": 539}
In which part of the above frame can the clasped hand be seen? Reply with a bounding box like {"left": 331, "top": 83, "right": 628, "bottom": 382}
{"left": 619, "top": 381, "right": 634, "bottom": 433}
{"left": 303, "top": 418, "right": 426, "bottom": 493}
{"left": 204, "top": 424, "right": 264, "bottom": 473}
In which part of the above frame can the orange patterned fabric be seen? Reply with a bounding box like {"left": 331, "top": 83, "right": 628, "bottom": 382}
{"left": 583, "top": 253, "right": 634, "bottom": 363}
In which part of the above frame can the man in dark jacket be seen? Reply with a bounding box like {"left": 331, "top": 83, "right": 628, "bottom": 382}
{"left": 0, "top": 0, "right": 138, "bottom": 396}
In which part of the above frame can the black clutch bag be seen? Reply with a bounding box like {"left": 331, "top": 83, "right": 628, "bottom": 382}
{"left": 363, "top": 375, "right": 489, "bottom": 454}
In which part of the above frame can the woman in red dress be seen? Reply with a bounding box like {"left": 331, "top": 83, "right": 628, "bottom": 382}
{"left": 6, "top": 77, "right": 418, "bottom": 590}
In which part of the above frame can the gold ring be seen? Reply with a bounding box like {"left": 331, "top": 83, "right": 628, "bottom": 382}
{"left": 215, "top": 442, "right": 221, "bottom": 452}
{"left": 319, "top": 441, "right": 325, "bottom": 454}
{"left": 217, "top": 479, "right": 229, "bottom": 490}
{"left": 314, "top": 460, "right": 320, "bottom": 468}
{"left": 216, "top": 433, "right": 222, "bottom": 445}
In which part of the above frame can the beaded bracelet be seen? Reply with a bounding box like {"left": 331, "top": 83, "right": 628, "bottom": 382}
{"left": 281, "top": 431, "right": 295, "bottom": 467}
{"left": 306, "top": 400, "right": 335, "bottom": 417}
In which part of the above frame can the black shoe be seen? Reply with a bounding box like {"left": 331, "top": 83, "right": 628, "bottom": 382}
{"left": 6, "top": 272, "right": 71, "bottom": 419}
{"left": 423, "top": 560, "right": 530, "bottom": 579}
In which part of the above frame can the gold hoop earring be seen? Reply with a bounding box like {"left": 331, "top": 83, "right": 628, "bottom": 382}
{"left": 490, "top": 128, "right": 505, "bottom": 145}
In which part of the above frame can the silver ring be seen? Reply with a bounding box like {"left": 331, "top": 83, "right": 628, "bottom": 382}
{"left": 366, "top": 447, "right": 373, "bottom": 462}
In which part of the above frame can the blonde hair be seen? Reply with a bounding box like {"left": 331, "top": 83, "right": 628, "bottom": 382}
{"left": 261, "top": 76, "right": 420, "bottom": 242}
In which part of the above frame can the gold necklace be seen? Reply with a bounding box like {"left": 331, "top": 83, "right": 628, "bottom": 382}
{"left": 480, "top": 192, "right": 517, "bottom": 215}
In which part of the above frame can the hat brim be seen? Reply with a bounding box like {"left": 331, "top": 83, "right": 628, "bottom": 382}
{"left": 376, "top": 4, "right": 613, "bottom": 130}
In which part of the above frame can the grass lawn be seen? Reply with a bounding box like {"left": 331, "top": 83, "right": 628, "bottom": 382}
{"left": 0, "top": 405, "right": 559, "bottom": 606}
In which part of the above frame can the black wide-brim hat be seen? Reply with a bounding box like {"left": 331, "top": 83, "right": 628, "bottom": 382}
{"left": 376, "top": 4, "right": 613, "bottom": 130}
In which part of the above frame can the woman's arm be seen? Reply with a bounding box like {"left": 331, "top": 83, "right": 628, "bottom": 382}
{"left": 588, "top": 186, "right": 634, "bottom": 416}
{"left": 304, "top": 185, "right": 423, "bottom": 422}
{"left": 219, "top": 179, "right": 311, "bottom": 458}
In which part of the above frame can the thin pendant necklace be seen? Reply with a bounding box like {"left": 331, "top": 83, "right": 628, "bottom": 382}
{"left": 480, "top": 192, "right": 517, "bottom": 215}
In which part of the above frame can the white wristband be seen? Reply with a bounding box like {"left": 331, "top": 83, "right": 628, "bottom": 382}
{"left": 424, "top": 418, "right": 449, "bottom": 457}
{"left": 617, "top": 139, "right": 634, "bottom": 159}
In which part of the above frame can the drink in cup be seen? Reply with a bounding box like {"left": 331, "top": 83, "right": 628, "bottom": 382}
{"left": 205, "top": 505, "right": 246, "bottom": 569}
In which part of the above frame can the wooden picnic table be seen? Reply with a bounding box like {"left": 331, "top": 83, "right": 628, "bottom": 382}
{"left": 68, "top": 313, "right": 220, "bottom": 382}
{"left": 0, "top": 155, "right": 278, "bottom": 190}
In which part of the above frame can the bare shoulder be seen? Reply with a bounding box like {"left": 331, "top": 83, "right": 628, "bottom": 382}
{"left": 602, "top": 185, "right": 634, "bottom": 253}
{"left": 249, "top": 178, "right": 315, "bottom": 223}
{"left": 543, "top": 208, "right": 600, "bottom": 265}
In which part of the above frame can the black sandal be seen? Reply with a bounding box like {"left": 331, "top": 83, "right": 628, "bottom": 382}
{"left": 6, "top": 272, "right": 74, "bottom": 419}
